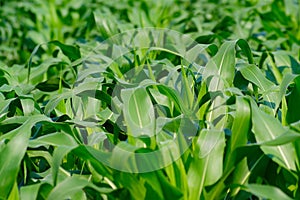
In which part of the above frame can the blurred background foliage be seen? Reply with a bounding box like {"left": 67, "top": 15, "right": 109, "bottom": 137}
{"left": 0, "top": 0, "right": 299, "bottom": 66}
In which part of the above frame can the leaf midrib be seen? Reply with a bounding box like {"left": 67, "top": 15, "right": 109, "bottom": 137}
{"left": 132, "top": 91, "right": 143, "bottom": 128}
{"left": 255, "top": 108, "right": 292, "bottom": 169}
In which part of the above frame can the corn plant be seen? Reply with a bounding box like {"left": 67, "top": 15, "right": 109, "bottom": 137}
{"left": 0, "top": 0, "right": 299, "bottom": 199}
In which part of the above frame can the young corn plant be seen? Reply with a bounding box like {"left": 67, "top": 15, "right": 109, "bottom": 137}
{"left": 0, "top": 0, "right": 299, "bottom": 199}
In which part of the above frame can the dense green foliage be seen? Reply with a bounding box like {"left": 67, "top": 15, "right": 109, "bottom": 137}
{"left": 0, "top": 0, "right": 299, "bottom": 199}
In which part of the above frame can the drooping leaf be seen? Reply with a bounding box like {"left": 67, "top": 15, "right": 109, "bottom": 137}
{"left": 28, "top": 132, "right": 78, "bottom": 148}
{"left": 49, "top": 40, "right": 81, "bottom": 62}
{"left": 239, "top": 63, "right": 280, "bottom": 112}
{"left": 245, "top": 184, "right": 293, "bottom": 200}
{"left": 47, "top": 176, "right": 93, "bottom": 200}
{"left": 250, "top": 99, "right": 297, "bottom": 170}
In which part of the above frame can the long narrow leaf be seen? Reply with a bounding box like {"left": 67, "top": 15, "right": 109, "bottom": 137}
{"left": 250, "top": 99, "right": 297, "bottom": 170}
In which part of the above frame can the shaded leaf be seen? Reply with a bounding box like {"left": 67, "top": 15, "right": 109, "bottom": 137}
{"left": 49, "top": 40, "right": 81, "bottom": 62}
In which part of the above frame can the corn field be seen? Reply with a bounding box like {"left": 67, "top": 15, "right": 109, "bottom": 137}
{"left": 0, "top": 0, "right": 299, "bottom": 199}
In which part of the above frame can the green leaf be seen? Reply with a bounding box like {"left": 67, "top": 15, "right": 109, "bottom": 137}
{"left": 0, "top": 116, "right": 49, "bottom": 199}
{"left": 203, "top": 40, "right": 252, "bottom": 129}
{"left": 29, "top": 132, "right": 78, "bottom": 148}
{"left": 114, "top": 173, "right": 147, "bottom": 200}
{"left": 49, "top": 40, "right": 81, "bottom": 62}
{"left": 20, "top": 98, "right": 35, "bottom": 116}
{"left": 236, "top": 39, "right": 254, "bottom": 64}
{"left": 141, "top": 172, "right": 164, "bottom": 200}
{"left": 7, "top": 181, "right": 19, "bottom": 200}
{"left": 20, "top": 183, "right": 41, "bottom": 200}
{"left": 239, "top": 63, "right": 280, "bottom": 112}
{"left": 287, "top": 76, "right": 300, "bottom": 123}
{"left": 157, "top": 170, "right": 184, "bottom": 200}
{"left": 245, "top": 184, "right": 293, "bottom": 200}
{"left": 250, "top": 99, "right": 297, "bottom": 170}
{"left": 188, "top": 129, "right": 225, "bottom": 200}
{"left": 47, "top": 176, "right": 89, "bottom": 200}
{"left": 279, "top": 73, "right": 297, "bottom": 102}
{"left": 121, "top": 87, "right": 155, "bottom": 137}
{"left": 180, "top": 66, "right": 194, "bottom": 110}
{"left": 225, "top": 97, "right": 251, "bottom": 170}
{"left": 44, "top": 91, "right": 74, "bottom": 115}
{"left": 156, "top": 84, "right": 187, "bottom": 114}
{"left": 52, "top": 145, "right": 77, "bottom": 185}
{"left": 204, "top": 41, "right": 236, "bottom": 92}
{"left": 0, "top": 136, "right": 27, "bottom": 198}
